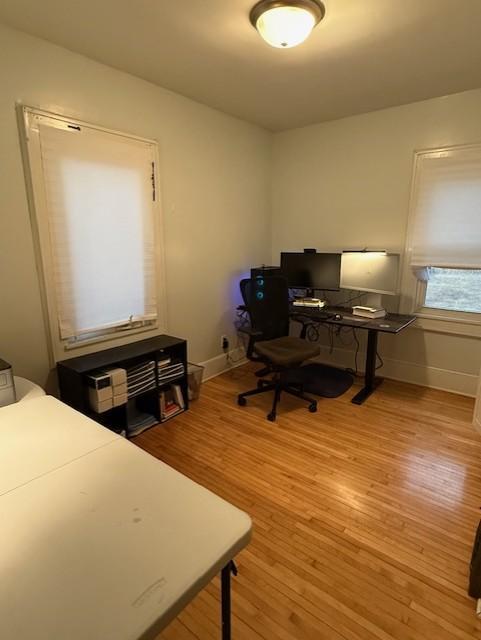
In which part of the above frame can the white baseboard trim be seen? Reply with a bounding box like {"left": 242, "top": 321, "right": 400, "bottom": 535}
{"left": 198, "top": 344, "right": 477, "bottom": 397}
{"left": 199, "top": 347, "right": 248, "bottom": 382}
{"left": 315, "top": 344, "right": 478, "bottom": 397}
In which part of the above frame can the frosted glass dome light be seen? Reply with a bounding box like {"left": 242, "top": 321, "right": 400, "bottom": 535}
{"left": 250, "top": 0, "right": 325, "bottom": 49}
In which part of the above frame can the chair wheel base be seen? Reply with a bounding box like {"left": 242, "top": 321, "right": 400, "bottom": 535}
{"left": 309, "top": 402, "right": 317, "bottom": 413}
{"left": 237, "top": 396, "right": 247, "bottom": 407}
{"left": 267, "top": 412, "right": 276, "bottom": 422}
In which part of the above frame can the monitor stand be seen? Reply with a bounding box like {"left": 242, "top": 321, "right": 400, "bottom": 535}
{"left": 362, "top": 293, "right": 383, "bottom": 310}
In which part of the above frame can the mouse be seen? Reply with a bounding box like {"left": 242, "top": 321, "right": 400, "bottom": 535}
{"left": 334, "top": 313, "right": 343, "bottom": 321}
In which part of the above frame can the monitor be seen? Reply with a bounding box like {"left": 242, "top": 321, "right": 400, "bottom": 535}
{"left": 280, "top": 252, "right": 341, "bottom": 291}
{"left": 340, "top": 252, "right": 400, "bottom": 295}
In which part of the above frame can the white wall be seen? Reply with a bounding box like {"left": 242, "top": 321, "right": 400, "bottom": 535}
{"left": 0, "top": 24, "right": 271, "bottom": 386}
{"left": 1, "top": 22, "right": 480, "bottom": 396}
{"left": 272, "top": 89, "right": 481, "bottom": 395}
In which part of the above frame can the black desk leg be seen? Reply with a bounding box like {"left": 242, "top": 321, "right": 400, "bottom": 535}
{"left": 351, "top": 329, "right": 382, "bottom": 405}
{"left": 221, "top": 561, "right": 238, "bottom": 640}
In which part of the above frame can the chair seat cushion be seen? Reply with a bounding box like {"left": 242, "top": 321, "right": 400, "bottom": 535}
{"left": 254, "top": 336, "right": 320, "bottom": 367}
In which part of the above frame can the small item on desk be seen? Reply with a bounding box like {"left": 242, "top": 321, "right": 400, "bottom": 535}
{"left": 352, "top": 305, "right": 386, "bottom": 319}
{"left": 333, "top": 313, "right": 343, "bottom": 321}
{"left": 292, "top": 297, "right": 326, "bottom": 308}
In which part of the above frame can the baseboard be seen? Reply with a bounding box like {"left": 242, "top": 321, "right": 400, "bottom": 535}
{"left": 199, "top": 344, "right": 477, "bottom": 397}
{"left": 199, "top": 347, "right": 248, "bottom": 382}
{"left": 314, "top": 344, "right": 478, "bottom": 397}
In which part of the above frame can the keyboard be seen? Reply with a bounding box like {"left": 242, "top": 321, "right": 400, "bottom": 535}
{"left": 291, "top": 307, "right": 333, "bottom": 320}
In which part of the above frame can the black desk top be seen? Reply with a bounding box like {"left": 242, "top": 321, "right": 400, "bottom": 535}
{"left": 290, "top": 306, "right": 416, "bottom": 334}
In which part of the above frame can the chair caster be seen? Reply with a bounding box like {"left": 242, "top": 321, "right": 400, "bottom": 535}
{"left": 267, "top": 412, "right": 276, "bottom": 422}
{"left": 257, "top": 380, "right": 264, "bottom": 389}
{"left": 238, "top": 396, "right": 247, "bottom": 406}
{"left": 309, "top": 402, "right": 317, "bottom": 413}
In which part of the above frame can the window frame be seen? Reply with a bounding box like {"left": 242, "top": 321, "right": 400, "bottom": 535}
{"left": 402, "top": 143, "right": 481, "bottom": 337}
{"left": 19, "top": 105, "right": 168, "bottom": 364}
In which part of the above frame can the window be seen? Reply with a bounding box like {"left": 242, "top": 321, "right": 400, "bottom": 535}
{"left": 424, "top": 268, "right": 481, "bottom": 314}
{"left": 407, "top": 143, "right": 481, "bottom": 320}
{"left": 21, "top": 107, "right": 166, "bottom": 361}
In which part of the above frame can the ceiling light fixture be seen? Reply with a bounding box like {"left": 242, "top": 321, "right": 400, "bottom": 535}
{"left": 250, "top": 0, "right": 325, "bottom": 49}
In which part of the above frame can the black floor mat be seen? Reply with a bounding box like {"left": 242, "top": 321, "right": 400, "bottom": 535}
{"left": 282, "top": 363, "right": 353, "bottom": 398}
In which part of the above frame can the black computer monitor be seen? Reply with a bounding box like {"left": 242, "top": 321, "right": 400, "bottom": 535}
{"left": 280, "top": 252, "right": 341, "bottom": 291}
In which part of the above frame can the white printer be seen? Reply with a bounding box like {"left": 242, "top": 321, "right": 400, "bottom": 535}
{"left": 0, "top": 359, "right": 16, "bottom": 407}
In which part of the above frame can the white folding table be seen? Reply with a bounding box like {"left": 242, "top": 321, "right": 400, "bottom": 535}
{"left": 0, "top": 396, "right": 251, "bottom": 640}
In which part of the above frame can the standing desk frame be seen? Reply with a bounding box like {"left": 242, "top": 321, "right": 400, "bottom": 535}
{"left": 294, "top": 308, "right": 416, "bottom": 404}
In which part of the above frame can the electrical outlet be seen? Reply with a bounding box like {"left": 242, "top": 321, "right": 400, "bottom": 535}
{"left": 221, "top": 335, "right": 229, "bottom": 351}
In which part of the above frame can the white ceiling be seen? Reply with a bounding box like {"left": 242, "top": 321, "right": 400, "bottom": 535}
{"left": 1, "top": 0, "right": 481, "bottom": 131}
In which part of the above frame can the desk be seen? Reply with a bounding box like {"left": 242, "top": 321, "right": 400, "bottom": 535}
{"left": 0, "top": 396, "right": 251, "bottom": 640}
{"left": 291, "top": 306, "right": 416, "bottom": 404}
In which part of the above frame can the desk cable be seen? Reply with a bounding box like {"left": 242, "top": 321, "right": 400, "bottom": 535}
{"left": 229, "top": 308, "right": 251, "bottom": 368}
{"left": 305, "top": 323, "right": 384, "bottom": 377}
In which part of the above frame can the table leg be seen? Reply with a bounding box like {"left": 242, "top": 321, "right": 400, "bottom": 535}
{"left": 221, "top": 561, "right": 237, "bottom": 640}
{"left": 351, "top": 329, "right": 382, "bottom": 405}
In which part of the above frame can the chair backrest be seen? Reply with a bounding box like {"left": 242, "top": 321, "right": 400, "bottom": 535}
{"left": 240, "top": 276, "right": 290, "bottom": 340}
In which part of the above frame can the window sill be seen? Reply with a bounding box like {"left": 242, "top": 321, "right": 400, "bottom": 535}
{"left": 54, "top": 323, "right": 162, "bottom": 364}
{"left": 412, "top": 311, "right": 481, "bottom": 338}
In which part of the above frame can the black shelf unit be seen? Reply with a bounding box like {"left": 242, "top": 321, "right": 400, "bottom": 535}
{"left": 57, "top": 334, "right": 188, "bottom": 436}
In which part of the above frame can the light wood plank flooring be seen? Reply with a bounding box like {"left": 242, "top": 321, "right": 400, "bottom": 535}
{"left": 134, "top": 364, "right": 481, "bottom": 640}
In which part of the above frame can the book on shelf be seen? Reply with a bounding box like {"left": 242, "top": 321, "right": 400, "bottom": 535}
{"left": 164, "top": 402, "right": 180, "bottom": 415}
{"left": 159, "top": 385, "right": 185, "bottom": 421}
{"left": 172, "top": 384, "right": 185, "bottom": 409}
{"left": 161, "top": 402, "right": 183, "bottom": 421}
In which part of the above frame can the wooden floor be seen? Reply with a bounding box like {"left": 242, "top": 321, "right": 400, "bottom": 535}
{"left": 134, "top": 364, "right": 481, "bottom": 640}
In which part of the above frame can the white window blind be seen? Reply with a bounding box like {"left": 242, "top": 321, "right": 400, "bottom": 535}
{"left": 33, "top": 116, "right": 159, "bottom": 340}
{"left": 408, "top": 145, "right": 481, "bottom": 269}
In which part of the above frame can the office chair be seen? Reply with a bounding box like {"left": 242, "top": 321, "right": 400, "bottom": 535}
{"left": 237, "top": 276, "right": 320, "bottom": 422}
